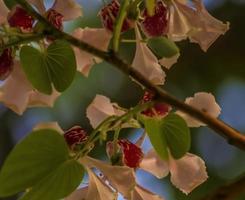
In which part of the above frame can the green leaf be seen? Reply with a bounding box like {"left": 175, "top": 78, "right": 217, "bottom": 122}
{"left": 141, "top": 113, "right": 190, "bottom": 160}
{"left": 146, "top": 0, "right": 155, "bottom": 16}
{"left": 0, "top": 129, "right": 69, "bottom": 197}
{"left": 142, "top": 117, "right": 169, "bottom": 160}
{"left": 20, "top": 40, "right": 76, "bottom": 95}
{"left": 20, "top": 160, "right": 84, "bottom": 200}
{"left": 147, "top": 37, "right": 179, "bottom": 58}
{"left": 163, "top": 114, "right": 191, "bottom": 159}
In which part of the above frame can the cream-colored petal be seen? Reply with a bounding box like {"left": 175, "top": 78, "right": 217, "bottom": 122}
{"left": 86, "top": 95, "right": 124, "bottom": 128}
{"left": 27, "top": 0, "right": 46, "bottom": 14}
{"left": 176, "top": 92, "right": 221, "bottom": 127}
{"left": 72, "top": 28, "right": 112, "bottom": 76}
{"left": 168, "top": 0, "right": 229, "bottom": 51}
{"left": 52, "top": 0, "right": 82, "bottom": 21}
{"left": 129, "top": 184, "right": 165, "bottom": 200}
{"left": 140, "top": 149, "right": 169, "bottom": 179}
{"left": 83, "top": 157, "right": 136, "bottom": 197}
{"left": 85, "top": 168, "right": 117, "bottom": 200}
{"left": 169, "top": 153, "right": 208, "bottom": 194}
{"left": 0, "top": 62, "right": 32, "bottom": 115}
{"left": 132, "top": 27, "right": 166, "bottom": 85}
{"left": 28, "top": 89, "right": 60, "bottom": 108}
{"left": 65, "top": 187, "right": 87, "bottom": 200}
{"left": 159, "top": 53, "right": 180, "bottom": 69}
{"left": 0, "top": 0, "right": 8, "bottom": 24}
{"left": 33, "top": 122, "right": 63, "bottom": 133}
{"left": 189, "top": 0, "right": 229, "bottom": 51}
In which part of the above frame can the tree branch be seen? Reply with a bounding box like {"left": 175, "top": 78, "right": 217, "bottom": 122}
{"left": 12, "top": 0, "right": 245, "bottom": 151}
{"left": 200, "top": 175, "right": 245, "bottom": 200}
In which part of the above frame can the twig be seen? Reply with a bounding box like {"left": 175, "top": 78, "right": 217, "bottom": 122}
{"left": 11, "top": 0, "right": 245, "bottom": 151}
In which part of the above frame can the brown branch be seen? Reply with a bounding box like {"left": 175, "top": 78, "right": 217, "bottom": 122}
{"left": 13, "top": 0, "right": 245, "bottom": 151}
{"left": 200, "top": 175, "right": 245, "bottom": 200}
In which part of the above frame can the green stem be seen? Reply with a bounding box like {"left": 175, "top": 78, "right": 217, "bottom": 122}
{"left": 112, "top": 0, "right": 130, "bottom": 52}
{"left": 0, "top": 34, "right": 44, "bottom": 50}
{"left": 11, "top": 0, "right": 245, "bottom": 151}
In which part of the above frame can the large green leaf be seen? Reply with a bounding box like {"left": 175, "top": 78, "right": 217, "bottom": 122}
{"left": 141, "top": 113, "right": 191, "bottom": 160}
{"left": 20, "top": 40, "right": 76, "bottom": 95}
{"left": 142, "top": 117, "right": 169, "bottom": 160}
{"left": 20, "top": 160, "right": 84, "bottom": 200}
{"left": 147, "top": 37, "right": 179, "bottom": 58}
{"left": 163, "top": 114, "right": 191, "bottom": 159}
{"left": 0, "top": 129, "right": 69, "bottom": 197}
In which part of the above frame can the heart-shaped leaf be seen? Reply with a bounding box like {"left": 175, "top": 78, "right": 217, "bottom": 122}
{"left": 20, "top": 160, "right": 84, "bottom": 200}
{"left": 141, "top": 113, "right": 191, "bottom": 160}
{"left": 20, "top": 40, "right": 76, "bottom": 95}
{"left": 0, "top": 129, "right": 69, "bottom": 197}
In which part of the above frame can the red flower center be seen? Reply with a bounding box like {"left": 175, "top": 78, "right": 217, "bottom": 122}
{"left": 8, "top": 6, "right": 34, "bottom": 30}
{"left": 141, "top": 91, "right": 171, "bottom": 117}
{"left": 141, "top": 1, "right": 169, "bottom": 37}
{"left": 118, "top": 139, "right": 143, "bottom": 168}
{"left": 99, "top": 0, "right": 132, "bottom": 32}
{"left": 0, "top": 48, "right": 13, "bottom": 81}
{"left": 64, "top": 126, "right": 88, "bottom": 149}
{"left": 46, "top": 9, "right": 64, "bottom": 30}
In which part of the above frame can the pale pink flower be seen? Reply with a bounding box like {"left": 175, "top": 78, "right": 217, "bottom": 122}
{"left": 176, "top": 92, "right": 221, "bottom": 127}
{"left": 0, "top": 0, "right": 9, "bottom": 24}
{"left": 0, "top": 62, "right": 59, "bottom": 115}
{"left": 72, "top": 28, "right": 112, "bottom": 77}
{"left": 132, "top": 26, "right": 166, "bottom": 85}
{"left": 140, "top": 149, "right": 208, "bottom": 194}
{"left": 28, "top": 0, "right": 82, "bottom": 20}
{"left": 168, "top": 0, "right": 229, "bottom": 51}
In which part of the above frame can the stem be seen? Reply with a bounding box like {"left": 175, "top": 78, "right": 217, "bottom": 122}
{"left": 11, "top": 0, "right": 245, "bottom": 151}
{"left": 112, "top": 0, "right": 130, "bottom": 52}
{"left": 200, "top": 175, "right": 245, "bottom": 200}
{"left": 0, "top": 33, "right": 44, "bottom": 50}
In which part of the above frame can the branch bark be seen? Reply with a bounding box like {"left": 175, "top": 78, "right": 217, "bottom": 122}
{"left": 200, "top": 175, "right": 245, "bottom": 200}
{"left": 8, "top": 0, "right": 245, "bottom": 151}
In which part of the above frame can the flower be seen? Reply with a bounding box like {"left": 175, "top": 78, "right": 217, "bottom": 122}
{"left": 140, "top": 91, "right": 171, "bottom": 117}
{"left": 176, "top": 92, "right": 221, "bottom": 127}
{"left": 0, "top": 62, "right": 60, "bottom": 115}
{"left": 140, "top": 148, "right": 208, "bottom": 194}
{"left": 72, "top": 28, "right": 112, "bottom": 77}
{"left": 99, "top": 0, "right": 134, "bottom": 33}
{"left": 168, "top": 0, "right": 229, "bottom": 51}
{"left": 140, "top": 1, "right": 169, "bottom": 37}
{"left": 0, "top": 48, "right": 14, "bottom": 80}
{"left": 132, "top": 26, "right": 166, "bottom": 85}
{"left": 86, "top": 94, "right": 125, "bottom": 128}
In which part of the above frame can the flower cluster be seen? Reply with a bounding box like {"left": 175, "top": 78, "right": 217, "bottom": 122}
{"left": 0, "top": 0, "right": 229, "bottom": 200}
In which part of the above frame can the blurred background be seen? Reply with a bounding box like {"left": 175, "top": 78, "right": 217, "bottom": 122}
{"left": 0, "top": 0, "right": 245, "bottom": 199}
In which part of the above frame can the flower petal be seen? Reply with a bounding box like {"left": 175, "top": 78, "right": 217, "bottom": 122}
{"left": 86, "top": 95, "right": 124, "bottom": 128}
{"left": 72, "top": 28, "right": 112, "bottom": 76}
{"left": 176, "top": 92, "right": 221, "bottom": 127}
{"left": 168, "top": 0, "right": 229, "bottom": 51}
{"left": 0, "top": 62, "right": 32, "bottom": 115}
{"left": 27, "top": 0, "right": 46, "bottom": 14}
{"left": 132, "top": 27, "right": 166, "bottom": 85}
{"left": 140, "top": 149, "right": 169, "bottom": 179}
{"left": 0, "top": 0, "right": 9, "bottom": 24}
{"left": 28, "top": 89, "right": 60, "bottom": 108}
{"left": 52, "top": 0, "right": 83, "bottom": 21}
{"left": 85, "top": 168, "right": 117, "bottom": 200}
{"left": 65, "top": 187, "right": 87, "bottom": 200}
{"left": 83, "top": 157, "right": 136, "bottom": 197}
{"left": 159, "top": 53, "right": 180, "bottom": 70}
{"left": 169, "top": 153, "right": 208, "bottom": 194}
